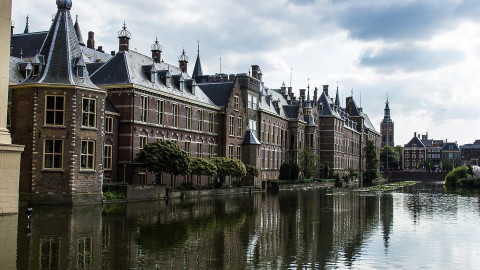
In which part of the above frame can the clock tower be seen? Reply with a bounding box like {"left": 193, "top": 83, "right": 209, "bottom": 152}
{"left": 381, "top": 96, "right": 394, "bottom": 147}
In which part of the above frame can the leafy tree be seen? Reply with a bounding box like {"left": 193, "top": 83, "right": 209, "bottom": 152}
{"left": 211, "top": 157, "right": 247, "bottom": 183}
{"left": 299, "top": 148, "right": 319, "bottom": 179}
{"left": 279, "top": 163, "right": 292, "bottom": 180}
{"left": 380, "top": 145, "right": 400, "bottom": 170}
{"left": 364, "top": 139, "right": 379, "bottom": 182}
{"left": 245, "top": 164, "right": 259, "bottom": 177}
{"left": 136, "top": 140, "right": 190, "bottom": 187}
{"left": 190, "top": 157, "right": 217, "bottom": 177}
{"left": 441, "top": 159, "right": 453, "bottom": 172}
{"left": 291, "top": 163, "right": 300, "bottom": 181}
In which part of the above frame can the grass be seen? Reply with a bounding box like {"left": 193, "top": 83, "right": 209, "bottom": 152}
{"left": 354, "top": 181, "right": 418, "bottom": 192}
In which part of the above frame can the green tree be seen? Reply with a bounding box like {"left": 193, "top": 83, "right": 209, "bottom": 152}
{"left": 291, "top": 163, "right": 300, "bottom": 181}
{"left": 279, "top": 163, "right": 292, "bottom": 180}
{"left": 211, "top": 157, "right": 247, "bottom": 184}
{"left": 441, "top": 159, "right": 453, "bottom": 172}
{"left": 245, "top": 164, "right": 259, "bottom": 177}
{"left": 136, "top": 140, "right": 190, "bottom": 187}
{"left": 380, "top": 145, "right": 400, "bottom": 171}
{"left": 364, "top": 139, "right": 379, "bottom": 182}
{"left": 190, "top": 157, "right": 217, "bottom": 177}
{"left": 299, "top": 148, "right": 319, "bottom": 179}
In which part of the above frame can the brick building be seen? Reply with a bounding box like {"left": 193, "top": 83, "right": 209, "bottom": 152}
{"left": 8, "top": 0, "right": 381, "bottom": 204}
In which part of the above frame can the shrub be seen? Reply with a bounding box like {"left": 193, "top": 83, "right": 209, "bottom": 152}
{"left": 103, "top": 192, "right": 125, "bottom": 201}
{"left": 279, "top": 163, "right": 292, "bottom": 180}
{"left": 444, "top": 165, "right": 469, "bottom": 187}
{"left": 291, "top": 163, "right": 300, "bottom": 181}
{"left": 457, "top": 178, "right": 480, "bottom": 188}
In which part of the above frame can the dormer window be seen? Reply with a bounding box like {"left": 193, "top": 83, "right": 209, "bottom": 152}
{"left": 33, "top": 64, "right": 40, "bottom": 77}
{"left": 77, "top": 66, "right": 85, "bottom": 78}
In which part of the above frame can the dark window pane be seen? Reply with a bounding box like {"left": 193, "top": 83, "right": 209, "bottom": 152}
{"left": 46, "top": 96, "right": 55, "bottom": 109}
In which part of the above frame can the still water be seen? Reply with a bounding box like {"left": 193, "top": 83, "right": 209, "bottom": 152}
{"left": 2, "top": 181, "right": 480, "bottom": 269}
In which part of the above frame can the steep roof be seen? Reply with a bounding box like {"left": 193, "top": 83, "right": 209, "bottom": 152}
{"left": 198, "top": 82, "right": 234, "bottom": 107}
{"left": 242, "top": 129, "right": 261, "bottom": 145}
{"left": 192, "top": 51, "right": 203, "bottom": 78}
{"left": 442, "top": 142, "right": 460, "bottom": 151}
{"left": 20, "top": 4, "right": 98, "bottom": 89}
{"left": 91, "top": 50, "right": 216, "bottom": 106}
{"left": 404, "top": 135, "right": 426, "bottom": 148}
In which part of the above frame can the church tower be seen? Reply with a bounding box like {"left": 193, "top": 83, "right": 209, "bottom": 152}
{"left": 380, "top": 96, "right": 394, "bottom": 147}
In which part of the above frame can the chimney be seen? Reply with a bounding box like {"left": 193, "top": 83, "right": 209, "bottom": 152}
{"left": 87, "top": 31, "right": 95, "bottom": 49}
{"left": 111, "top": 51, "right": 116, "bottom": 56}
{"left": 313, "top": 87, "right": 318, "bottom": 102}
{"left": 11, "top": 21, "right": 14, "bottom": 36}
{"left": 323, "top": 85, "right": 329, "bottom": 95}
{"left": 97, "top": 46, "right": 104, "bottom": 53}
{"left": 251, "top": 65, "right": 262, "bottom": 81}
{"left": 178, "top": 49, "right": 188, "bottom": 73}
{"left": 151, "top": 38, "right": 162, "bottom": 63}
{"left": 118, "top": 23, "right": 131, "bottom": 52}
{"left": 414, "top": 132, "right": 417, "bottom": 138}
{"left": 299, "top": 89, "right": 306, "bottom": 101}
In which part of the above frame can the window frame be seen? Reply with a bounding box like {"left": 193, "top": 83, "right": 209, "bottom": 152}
{"left": 104, "top": 144, "right": 113, "bottom": 171}
{"left": 172, "top": 103, "right": 179, "bottom": 128}
{"left": 140, "top": 95, "right": 148, "bottom": 123}
{"left": 82, "top": 98, "right": 96, "bottom": 128}
{"left": 45, "top": 95, "right": 65, "bottom": 126}
{"left": 80, "top": 140, "right": 95, "bottom": 170}
{"left": 105, "top": 116, "right": 114, "bottom": 133}
{"left": 43, "top": 139, "right": 63, "bottom": 170}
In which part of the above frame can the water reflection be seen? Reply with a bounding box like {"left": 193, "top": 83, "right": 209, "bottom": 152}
{"left": 5, "top": 183, "right": 480, "bottom": 269}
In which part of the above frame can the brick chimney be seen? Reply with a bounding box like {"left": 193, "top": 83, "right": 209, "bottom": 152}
{"left": 87, "top": 31, "right": 95, "bottom": 49}
{"left": 118, "top": 23, "right": 131, "bottom": 52}
{"left": 178, "top": 49, "right": 188, "bottom": 73}
{"left": 299, "top": 89, "right": 306, "bottom": 101}
{"left": 251, "top": 65, "right": 262, "bottom": 81}
{"left": 151, "top": 37, "right": 162, "bottom": 63}
{"left": 323, "top": 85, "right": 329, "bottom": 95}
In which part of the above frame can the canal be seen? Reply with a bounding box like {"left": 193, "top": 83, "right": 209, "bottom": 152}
{"left": 1, "top": 181, "right": 479, "bottom": 269}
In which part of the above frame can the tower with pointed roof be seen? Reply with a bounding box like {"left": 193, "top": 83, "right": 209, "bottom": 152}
{"left": 192, "top": 41, "right": 203, "bottom": 78}
{"left": 151, "top": 37, "right": 162, "bottom": 63}
{"left": 10, "top": 0, "right": 106, "bottom": 204}
{"left": 118, "top": 22, "right": 131, "bottom": 52}
{"left": 380, "top": 96, "right": 394, "bottom": 147}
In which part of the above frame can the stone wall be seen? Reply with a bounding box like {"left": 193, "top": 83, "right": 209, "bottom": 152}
{"left": 389, "top": 171, "right": 448, "bottom": 181}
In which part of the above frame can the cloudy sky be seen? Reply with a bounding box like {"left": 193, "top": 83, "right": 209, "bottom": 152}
{"left": 11, "top": 0, "right": 480, "bottom": 146}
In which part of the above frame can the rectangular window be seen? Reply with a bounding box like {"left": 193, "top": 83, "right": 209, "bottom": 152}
{"left": 252, "top": 96, "right": 258, "bottom": 109}
{"left": 186, "top": 107, "right": 192, "bottom": 130}
{"left": 157, "top": 100, "right": 164, "bottom": 125}
{"left": 249, "top": 119, "right": 257, "bottom": 132}
{"left": 198, "top": 110, "right": 204, "bottom": 131}
{"left": 40, "top": 238, "right": 60, "bottom": 270}
{"left": 185, "top": 141, "right": 191, "bottom": 156}
{"left": 139, "top": 135, "right": 148, "bottom": 149}
{"left": 236, "top": 146, "right": 241, "bottom": 160}
{"left": 81, "top": 140, "right": 95, "bottom": 170}
{"left": 140, "top": 96, "right": 148, "bottom": 122}
{"left": 105, "top": 116, "right": 113, "bottom": 133}
{"left": 172, "top": 104, "right": 178, "bottom": 127}
{"left": 209, "top": 112, "right": 214, "bottom": 133}
{"left": 229, "top": 115, "right": 235, "bottom": 136}
{"left": 82, "top": 98, "right": 96, "bottom": 127}
{"left": 234, "top": 95, "right": 239, "bottom": 111}
{"left": 228, "top": 145, "right": 234, "bottom": 159}
{"left": 237, "top": 117, "right": 243, "bottom": 137}
{"left": 209, "top": 144, "right": 214, "bottom": 158}
{"left": 44, "top": 139, "right": 63, "bottom": 169}
{"left": 196, "top": 143, "right": 202, "bottom": 158}
{"left": 45, "top": 95, "right": 64, "bottom": 126}
{"left": 104, "top": 145, "right": 112, "bottom": 170}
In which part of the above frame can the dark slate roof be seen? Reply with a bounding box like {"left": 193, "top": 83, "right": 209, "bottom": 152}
{"left": 91, "top": 50, "right": 216, "bottom": 105}
{"left": 360, "top": 112, "right": 377, "bottom": 133}
{"left": 10, "top": 32, "right": 48, "bottom": 60}
{"left": 9, "top": 57, "right": 25, "bottom": 84}
{"left": 21, "top": 6, "right": 98, "bottom": 89}
{"left": 86, "top": 62, "right": 105, "bottom": 75}
{"left": 442, "top": 142, "right": 460, "bottom": 151}
{"left": 242, "top": 130, "right": 261, "bottom": 145}
{"left": 304, "top": 114, "right": 315, "bottom": 125}
{"left": 192, "top": 53, "right": 203, "bottom": 78}
{"left": 198, "top": 82, "right": 234, "bottom": 107}
{"left": 317, "top": 90, "right": 341, "bottom": 117}
{"left": 283, "top": 105, "right": 299, "bottom": 119}
{"left": 404, "top": 136, "right": 426, "bottom": 148}
{"left": 105, "top": 99, "right": 118, "bottom": 113}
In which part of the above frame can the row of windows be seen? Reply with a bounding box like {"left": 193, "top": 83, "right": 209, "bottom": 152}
{"left": 139, "top": 136, "right": 216, "bottom": 158}
{"left": 228, "top": 145, "right": 242, "bottom": 159}
{"left": 45, "top": 95, "right": 97, "bottom": 128}
{"left": 139, "top": 96, "right": 215, "bottom": 133}
{"left": 44, "top": 139, "right": 98, "bottom": 170}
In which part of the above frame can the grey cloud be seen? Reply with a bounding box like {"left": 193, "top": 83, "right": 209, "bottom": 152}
{"left": 330, "top": 0, "right": 480, "bottom": 41}
{"left": 358, "top": 45, "right": 464, "bottom": 73}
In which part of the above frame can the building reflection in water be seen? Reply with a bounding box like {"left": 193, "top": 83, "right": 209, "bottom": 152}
{"left": 10, "top": 188, "right": 396, "bottom": 269}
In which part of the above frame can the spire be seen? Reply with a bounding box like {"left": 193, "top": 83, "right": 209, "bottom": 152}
{"left": 24, "top": 15, "right": 29, "bottom": 34}
{"left": 334, "top": 83, "right": 340, "bottom": 107}
{"left": 192, "top": 40, "right": 203, "bottom": 78}
{"left": 151, "top": 37, "right": 162, "bottom": 63}
{"left": 178, "top": 48, "right": 189, "bottom": 73}
{"left": 118, "top": 22, "right": 131, "bottom": 52}
{"left": 74, "top": 15, "right": 85, "bottom": 46}
{"left": 383, "top": 93, "right": 392, "bottom": 122}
